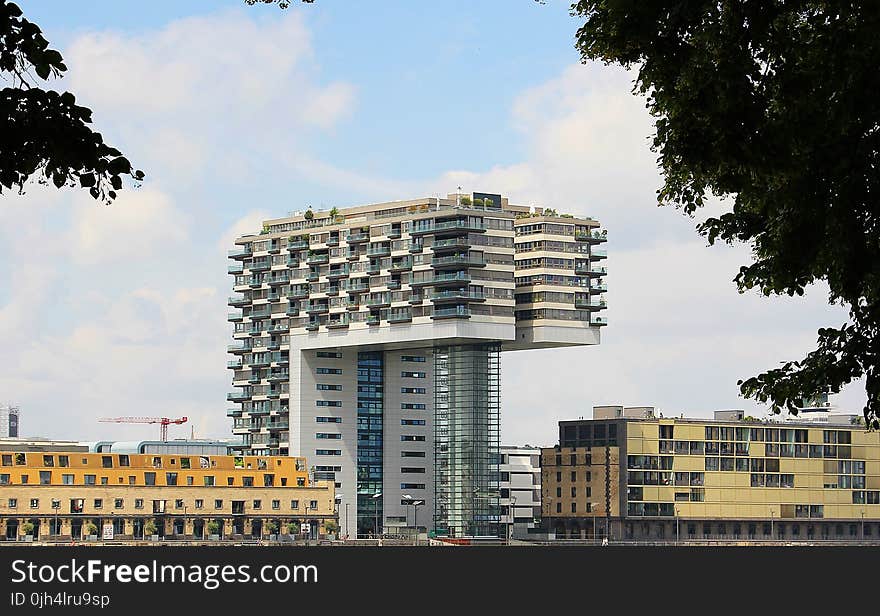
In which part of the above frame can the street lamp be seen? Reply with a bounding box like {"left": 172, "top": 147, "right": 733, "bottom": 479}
{"left": 509, "top": 495, "right": 517, "bottom": 545}
{"left": 675, "top": 507, "right": 680, "bottom": 544}
{"left": 371, "top": 492, "right": 382, "bottom": 540}
{"left": 402, "top": 494, "right": 424, "bottom": 544}
{"left": 51, "top": 499, "right": 60, "bottom": 540}
{"left": 333, "top": 494, "right": 343, "bottom": 541}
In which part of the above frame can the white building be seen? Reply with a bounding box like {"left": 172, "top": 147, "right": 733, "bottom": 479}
{"left": 500, "top": 445, "right": 542, "bottom": 539}
{"left": 227, "top": 192, "right": 607, "bottom": 538}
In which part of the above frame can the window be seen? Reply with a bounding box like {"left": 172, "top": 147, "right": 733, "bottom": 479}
{"left": 317, "top": 384, "right": 343, "bottom": 391}
{"left": 571, "top": 471, "right": 577, "bottom": 481}
{"left": 317, "top": 417, "right": 342, "bottom": 423}
{"left": 272, "top": 500, "right": 280, "bottom": 510}
{"left": 30, "top": 498, "right": 39, "bottom": 508}
{"left": 84, "top": 474, "right": 96, "bottom": 485}
{"left": 194, "top": 499, "right": 203, "bottom": 509}
{"left": 316, "top": 351, "right": 342, "bottom": 358}
{"left": 115, "top": 498, "right": 124, "bottom": 509}
{"left": 401, "top": 371, "right": 426, "bottom": 378}
{"left": 309, "top": 500, "right": 318, "bottom": 510}
{"left": 401, "top": 451, "right": 426, "bottom": 457}
{"left": 402, "top": 403, "right": 426, "bottom": 410}
{"left": 263, "top": 474, "right": 275, "bottom": 487}
{"left": 101, "top": 476, "right": 109, "bottom": 485}
{"left": 316, "top": 367, "right": 343, "bottom": 374}
{"left": 401, "top": 467, "right": 425, "bottom": 473}
{"left": 215, "top": 500, "right": 223, "bottom": 509}
{"left": 253, "top": 500, "right": 262, "bottom": 510}
{"left": 40, "top": 471, "right": 51, "bottom": 484}
{"left": 204, "top": 476, "right": 215, "bottom": 486}
{"left": 316, "top": 449, "right": 342, "bottom": 455}
{"left": 0, "top": 454, "right": 11, "bottom": 466}
{"left": 570, "top": 487, "right": 577, "bottom": 497}
{"left": 401, "top": 355, "right": 426, "bottom": 362}
{"left": 401, "top": 435, "right": 426, "bottom": 442}
{"left": 556, "top": 502, "right": 562, "bottom": 513}
{"left": 399, "top": 484, "right": 424, "bottom": 490}
{"left": 134, "top": 499, "right": 144, "bottom": 509}
{"left": 166, "top": 472, "right": 178, "bottom": 486}
{"left": 101, "top": 456, "right": 113, "bottom": 468}
{"left": 20, "top": 474, "right": 28, "bottom": 484}
{"left": 556, "top": 487, "right": 562, "bottom": 497}
{"left": 0, "top": 473, "right": 7, "bottom": 485}
{"left": 242, "top": 476, "right": 254, "bottom": 487}
{"left": 571, "top": 502, "right": 577, "bottom": 513}
{"left": 316, "top": 400, "right": 342, "bottom": 407}
{"left": 401, "top": 387, "right": 426, "bottom": 394}
{"left": 290, "top": 500, "right": 300, "bottom": 509}
{"left": 94, "top": 499, "right": 103, "bottom": 509}
{"left": 144, "top": 472, "right": 156, "bottom": 486}
{"left": 316, "top": 433, "right": 342, "bottom": 439}
{"left": 401, "top": 419, "right": 426, "bottom": 426}
{"left": 43, "top": 455, "right": 54, "bottom": 467}
{"left": 118, "top": 455, "right": 130, "bottom": 467}
{"left": 8, "top": 498, "right": 17, "bottom": 508}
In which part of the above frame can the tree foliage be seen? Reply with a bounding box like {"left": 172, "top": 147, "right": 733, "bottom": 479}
{"left": 572, "top": 2, "right": 880, "bottom": 427}
{"left": 0, "top": 0, "right": 143, "bottom": 203}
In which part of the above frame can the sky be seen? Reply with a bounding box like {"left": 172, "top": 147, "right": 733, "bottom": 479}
{"left": 0, "top": 0, "right": 865, "bottom": 447}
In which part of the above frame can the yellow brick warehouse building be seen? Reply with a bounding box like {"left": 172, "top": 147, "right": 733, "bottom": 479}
{"left": 541, "top": 410, "right": 880, "bottom": 542}
{"left": 0, "top": 450, "right": 335, "bottom": 541}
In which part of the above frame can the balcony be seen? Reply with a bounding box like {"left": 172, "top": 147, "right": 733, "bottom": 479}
{"left": 346, "top": 248, "right": 361, "bottom": 261}
{"left": 267, "top": 274, "right": 289, "bottom": 286}
{"left": 388, "top": 258, "right": 412, "bottom": 272}
{"left": 326, "top": 286, "right": 341, "bottom": 297}
{"left": 591, "top": 248, "right": 607, "bottom": 259}
{"left": 387, "top": 228, "right": 402, "bottom": 240}
{"left": 306, "top": 271, "right": 319, "bottom": 282}
{"left": 306, "top": 253, "right": 329, "bottom": 266}
{"left": 248, "top": 325, "right": 263, "bottom": 336}
{"left": 431, "top": 254, "right": 486, "bottom": 269}
{"left": 227, "top": 391, "right": 251, "bottom": 402}
{"left": 586, "top": 266, "right": 607, "bottom": 277}
{"left": 226, "top": 408, "right": 242, "bottom": 417}
{"left": 576, "top": 229, "right": 607, "bottom": 243}
{"left": 286, "top": 257, "right": 300, "bottom": 268}
{"left": 592, "top": 316, "right": 608, "bottom": 326}
{"left": 248, "top": 307, "right": 271, "bottom": 319}
{"left": 250, "top": 355, "right": 271, "bottom": 367}
{"left": 345, "top": 298, "right": 360, "bottom": 311}
{"left": 327, "top": 265, "right": 349, "bottom": 279}
{"left": 366, "top": 260, "right": 381, "bottom": 275}
{"left": 289, "top": 285, "right": 310, "bottom": 299}
{"left": 430, "top": 237, "right": 470, "bottom": 253}
{"left": 346, "top": 280, "right": 369, "bottom": 293}
{"left": 346, "top": 231, "right": 370, "bottom": 243}
{"left": 387, "top": 309, "right": 412, "bottom": 323}
{"left": 575, "top": 297, "right": 607, "bottom": 311}
{"left": 267, "top": 421, "right": 290, "bottom": 431}
{"left": 327, "top": 316, "right": 350, "bottom": 329}
{"left": 306, "top": 303, "right": 329, "bottom": 314}
{"left": 248, "top": 276, "right": 264, "bottom": 288}
{"left": 228, "top": 294, "right": 249, "bottom": 307}
{"left": 267, "top": 323, "right": 289, "bottom": 334}
{"left": 431, "top": 305, "right": 471, "bottom": 319}
{"left": 409, "top": 241, "right": 424, "bottom": 253}
{"left": 249, "top": 260, "right": 270, "bottom": 272}
{"left": 227, "top": 359, "right": 243, "bottom": 369}
{"left": 268, "top": 371, "right": 289, "bottom": 382}
{"left": 248, "top": 373, "right": 262, "bottom": 384}
{"left": 228, "top": 263, "right": 244, "bottom": 274}
{"left": 288, "top": 237, "right": 310, "bottom": 250}
{"left": 267, "top": 339, "right": 281, "bottom": 351}
{"left": 409, "top": 294, "right": 423, "bottom": 304}
{"left": 366, "top": 314, "right": 380, "bottom": 326}
{"left": 428, "top": 272, "right": 471, "bottom": 287}
{"left": 387, "top": 280, "right": 401, "bottom": 291}
{"left": 326, "top": 235, "right": 340, "bottom": 247}
{"left": 366, "top": 295, "right": 391, "bottom": 308}
{"left": 228, "top": 343, "right": 250, "bottom": 354}
{"left": 228, "top": 311, "right": 243, "bottom": 322}
{"left": 286, "top": 304, "right": 300, "bottom": 317}
{"left": 589, "top": 282, "right": 608, "bottom": 294}
{"left": 367, "top": 244, "right": 391, "bottom": 258}
{"left": 305, "top": 322, "right": 320, "bottom": 332}
{"left": 430, "top": 289, "right": 485, "bottom": 303}
{"left": 411, "top": 219, "right": 486, "bottom": 236}
{"left": 228, "top": 246, "right": 252, "bottom": 259}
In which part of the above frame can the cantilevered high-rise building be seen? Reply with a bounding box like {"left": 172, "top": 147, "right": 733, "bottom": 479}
{"left": 226, "top": 192, "right": 607, "bottom": 538}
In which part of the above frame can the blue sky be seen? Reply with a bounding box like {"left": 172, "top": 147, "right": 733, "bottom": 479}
{"left": 1, "top": 0, "right": 865, "bottom": 445}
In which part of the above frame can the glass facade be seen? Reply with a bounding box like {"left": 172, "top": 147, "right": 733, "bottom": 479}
{"left": 433, "top": 343, "right": 501, "bottom": 537}
{"left": 356, "top": 351, "right": 383, "bottom": 537}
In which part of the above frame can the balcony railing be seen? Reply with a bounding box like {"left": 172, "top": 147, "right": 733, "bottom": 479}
{"left": 346, "top": 232, "right": 370, "bottom": 243}
{"left": 431, "top": 237, "right": 470, "bottom": 252}
{"left": 592, "top": 316, "right": 608, "bottom": 326}
{"left": 387, "top": 309, "right": 412, "bottom": 323}
{"left": 410, "top": 219, "right": 486, "bottom": 235}
{"left": 430, "top": 289, "right": 485, "bottom": 302}
{"left": 228, "top": 263, "right": 244, "bottom": 274}
{"left": 431, "top": 305, "right": 471, "bottom": 319}
{"left": 228, "top": 312, "right": 243, "bottom": 322}
{"left": 327, "top": 266, "right": 350, "bottom": 279}
{"left": 431, "top": 254, "right": 486, "bottom": 268}
{"left": 591, "top": 248, "right": 607, "bottom": 259}
{"left": 366, "top": 245, "right": 391, "bottom": 257}
{"left": 388, "top": 258, "right": 412, "bottom": 272}
{"left": 288, "top": 238, "right": 310, "bottom": 250}
{"left": 228, "top": 246, "right": 252, "bottom": 259}
{"left": 228, "top": 294, "right": 248, "bottom": 306}
{"left": 306, "top": 253, "right": 329, "bottom": 265}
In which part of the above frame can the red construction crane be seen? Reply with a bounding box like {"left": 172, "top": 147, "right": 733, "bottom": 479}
{"left": 98, "top": 416, "right": 188, "bottom": 441}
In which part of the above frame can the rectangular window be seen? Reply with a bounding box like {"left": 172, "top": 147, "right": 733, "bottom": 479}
{"left": 401, "top": 435, "right": 426, "bottom": 442}
{"left": 253, "top": 500, "right": 262, "bottom": 510}
{"left": 175, "top": 499, "right": 184, "bottom": 509}
{"left": 242, "top": 476, "right": 254, "bottom": 487}
{"left": 30, "top": 498, "right": 39, "bottom": 509}
{"left": 0, "top": 473, "right": 8, "bottom": 485}
{"left": 316, "top": 417, "right": 342, "bottom": 423}
{"left": 43, "top": 455, "right": 54, "bottom": 467}
{"left": 39, "top": 471, "right": 51, "bottom": 484}
{"left": 316, "top": 400, "right": 343, "bottom": 407}
{"left": 8, "top": 498, "right": 17, "bottom": 508}
{"left": 316, "top": 367, "right": 343, "bottom": 374}
{"left": 401, "top": 387, "right": 426, "bottom": 394}
{"left": 316, "top": 351, "right": 342, "bottom": 358}
{"left": 401, "top": 371, "right": 426, "bottom": 378}
{"left": 134, "top": 499, "right": 144, "bottom": 509}
{"left": 101, "top": 456, "right": 113, "bottom": 468}
{"left": 215, "top": 500, "right": 223, "bottom": 509}
{"left": 317, "top": 384, "right": 343, "bottom": 391}
{"left": 144, "top": 472, "right": 156, "bottom": 486}
{"left": 272, "top": 500, "right": 280, "bottom": 510}
{"left": 114, "top": 498, "right": 124, "bottom": 509}
{"left": 290, "top": 500, "right": 300, "bottom": 509}
{"left": 84, "top": 474, "right": 96, "bottom": 485}
{"left": 401, "top": 467, "right": 426, "bottom": 473}
{"left": 166, "top": 472, "right": 178, "bottom": 486}
{"left": 316, "top": 449, "right": 342, "bottom": 455}
{"left": 118, "top": 455, "right": 130, "bottom": 467}
{"left": 402, "top": 403, "right": 426, "bottom": 410}
{"left": 401, "top": 419, "right": 426, "bottom": 426}
{"left": 309, "top": 500, "right": 318, "bottom": 510}
{"left": 400, "top": 484, "right": 425, "bottom": 490}
{"left": 195, "top": 499, "right": 204, "bottom": 509}
{"left": 401, "top": 451, "right": 426, "bottom": 457}
{"left": 94, "top": 499, "right": 103, "bottom": 509}
{"left": 58, "top": 455, "right": 69, "bottom": 467}
{"left": 204, "top": 476, "right": 215, "bottom": 486}
{"left": 401, "top": 355, "right": 426, "bottom": 362}
{"left": 316, "top": 433, "right": 342, "bottom": 439}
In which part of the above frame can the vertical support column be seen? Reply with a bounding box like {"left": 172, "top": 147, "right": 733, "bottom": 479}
{"left": 433, "top": 343, "right": 501, "bottom": 538}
